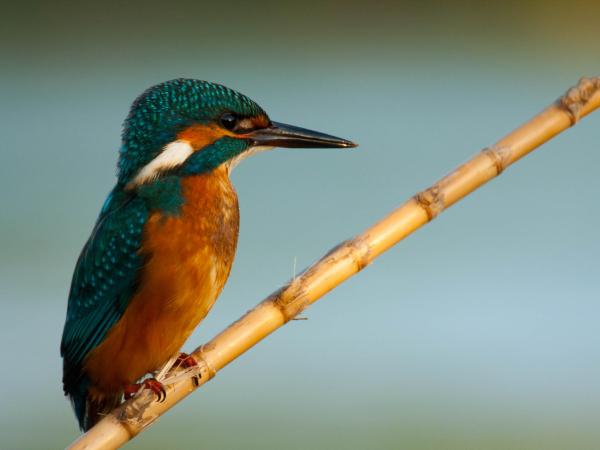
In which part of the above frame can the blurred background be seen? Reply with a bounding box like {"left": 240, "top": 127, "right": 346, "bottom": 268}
{"left": 2, "top": 1, "right": 599, "bottom": 449}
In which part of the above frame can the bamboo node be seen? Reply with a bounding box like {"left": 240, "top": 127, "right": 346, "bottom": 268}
{"left": 323, "top": 236, "right": 372, "bottom": 272}
{"left": 481, "top": 145, "right": 511, "bottom": 175}
{"left": 271, "top": 279, "right": 310, "bottom": 322}
{"left": 195, "top": 347, "right": 218, "bottom": 381}
{"left": 558, "top": 76, "right": 600, "bottom": 124}
{"left": 272, "top": 237, "right": 371, "bottom": 320}
{"left": 414, "top": 186, "right": 444, "bottom": 220}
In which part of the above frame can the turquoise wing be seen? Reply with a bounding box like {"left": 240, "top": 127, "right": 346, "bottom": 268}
{"left": 60, "top": 189, "right": 148, "bottom": 407}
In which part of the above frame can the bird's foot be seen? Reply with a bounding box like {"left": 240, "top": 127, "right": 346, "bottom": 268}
{"left": 123, "top": 378, "right": 167, "bottom": 402}
{"left": 176, "top": 352, "right": 201, "bottom": 386}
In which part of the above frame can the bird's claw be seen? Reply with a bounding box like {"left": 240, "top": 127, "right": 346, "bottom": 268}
{"left": 123, "top": 378, "right": 167, "bottom": 402}
{"left": 176, "top": 352, "right": 201, "bottom": 387}
{"left": 144, "top": 378, "right": 167, "bottom": 402}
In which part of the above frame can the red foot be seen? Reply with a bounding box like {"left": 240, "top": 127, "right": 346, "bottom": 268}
{"left": 123, "top": 378, "right": 167, "bottom": 402}
{"left": 176, "top": 352, "right": 201, "bottom": 386}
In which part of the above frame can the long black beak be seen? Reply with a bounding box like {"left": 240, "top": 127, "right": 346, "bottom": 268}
{"left": 249, "top": 121, "right": 357, "bottom": 149}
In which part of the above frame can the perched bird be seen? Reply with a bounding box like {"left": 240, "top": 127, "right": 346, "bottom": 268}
{"left": 61, "top": 79, "right": 356, "bottom": 431}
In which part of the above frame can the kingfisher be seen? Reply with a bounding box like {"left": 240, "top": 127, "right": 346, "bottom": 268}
{"left": 60, "top": 78, "right": 356, "bottom": 431}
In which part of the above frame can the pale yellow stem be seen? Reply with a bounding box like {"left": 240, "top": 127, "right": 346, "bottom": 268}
{"left": 67, "top": 77, "right": 600, "bottom": 450}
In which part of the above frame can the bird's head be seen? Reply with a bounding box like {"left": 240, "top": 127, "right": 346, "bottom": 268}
{"left": 118, "top": 79, "right": 356, "bottom": 189}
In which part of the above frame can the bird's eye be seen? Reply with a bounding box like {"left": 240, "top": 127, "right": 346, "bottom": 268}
{"left": 220, "top": 112, "right": 238, "bottom": 131}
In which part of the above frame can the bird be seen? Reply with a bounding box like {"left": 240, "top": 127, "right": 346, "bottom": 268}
{"left": 60, "top": 78, "right": 356, "bottom": 431}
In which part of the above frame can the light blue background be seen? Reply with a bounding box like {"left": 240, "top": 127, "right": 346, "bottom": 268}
{"left": 1, "top": 2, "right": 599, "bottom": 448}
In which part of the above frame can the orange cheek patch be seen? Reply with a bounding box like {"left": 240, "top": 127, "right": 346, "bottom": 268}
{"left": 177, "top": 124, "right": 234, "bottom": 150}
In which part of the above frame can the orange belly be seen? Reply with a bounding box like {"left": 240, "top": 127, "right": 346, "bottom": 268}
{"left": 84, "top": 167, "right": 239, "bottom": 393}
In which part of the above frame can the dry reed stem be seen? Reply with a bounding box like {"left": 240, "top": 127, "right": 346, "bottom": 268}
{"left": 67, "top": 77, "right": 600, "bottom": 450}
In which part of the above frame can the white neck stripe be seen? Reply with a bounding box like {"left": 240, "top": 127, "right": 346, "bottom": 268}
{"left": 128, "top": 140, "right": 194, "bottom": 188}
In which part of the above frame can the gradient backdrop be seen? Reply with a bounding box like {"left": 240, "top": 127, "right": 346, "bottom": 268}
{"left": 2, "top": 1, "right": 600, "bottom": 449}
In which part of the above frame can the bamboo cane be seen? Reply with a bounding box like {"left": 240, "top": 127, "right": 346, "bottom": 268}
{"left": 67, "top": 76, "right": 600, "bottom": 450}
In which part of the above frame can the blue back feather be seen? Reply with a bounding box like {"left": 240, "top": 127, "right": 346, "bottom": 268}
{"left": 60, "top": 188, "right": 148, "bottom": 429}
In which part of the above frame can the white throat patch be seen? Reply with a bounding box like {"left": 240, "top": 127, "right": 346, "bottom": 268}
{"left": 227, "top": 145, "right": 274, "bottom": 173}
{"left": 128, "top": 140, "right": 194, "bottom": 188}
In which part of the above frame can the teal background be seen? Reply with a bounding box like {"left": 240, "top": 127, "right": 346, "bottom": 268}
{"left": 1, "top": 1, "right": 599, "bottom": 448}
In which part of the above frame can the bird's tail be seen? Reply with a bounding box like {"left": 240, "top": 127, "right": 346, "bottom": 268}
{"left": 67, "top": 378, "right": 121, "bottom": 431}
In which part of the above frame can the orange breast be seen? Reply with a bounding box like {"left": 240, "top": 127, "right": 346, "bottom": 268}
{"left": 84, "top": 166, "right": 239, "bottom": 393}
